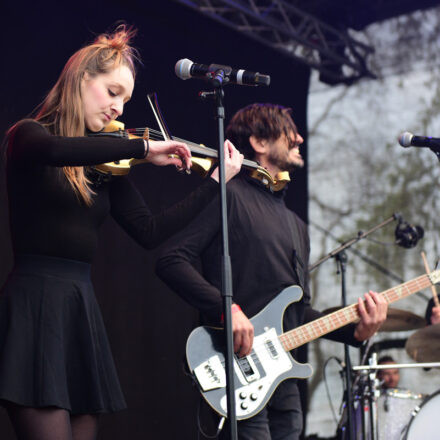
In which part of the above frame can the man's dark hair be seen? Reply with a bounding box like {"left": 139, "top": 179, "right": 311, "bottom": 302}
{"left": 226, "top": 103, "right": 298, "bottom": 159}
{"left": 378, "top": 355, "right": 395, "bottom": 364}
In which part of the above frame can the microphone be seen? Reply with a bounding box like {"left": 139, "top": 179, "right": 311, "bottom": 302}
{"left": 398, "top": 132, "right": 440, "bottom": 149}
{"left": 394, "top": 217, "right": 424, "bottom": 249}
{"left": 175, "top": 58, "right": 271, "bottom": 87}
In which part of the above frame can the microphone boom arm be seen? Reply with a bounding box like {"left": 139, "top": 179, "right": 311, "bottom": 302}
{"left": 309, "top": 214, "right": 400, "bottom": 272}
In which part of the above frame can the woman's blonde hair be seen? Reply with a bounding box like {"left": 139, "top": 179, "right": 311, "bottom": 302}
{"left": 15, "top": 24, "right": 138, "bottom": 205}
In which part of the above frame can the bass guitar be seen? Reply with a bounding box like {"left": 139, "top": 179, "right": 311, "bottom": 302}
{"left": 186, "top": 270, "right": 440, "bottom": 420}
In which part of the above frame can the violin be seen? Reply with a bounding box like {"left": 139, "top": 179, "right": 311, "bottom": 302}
{"left": 93, "top": 121, "right": 290, "bottom": 191}
{"left": 93, "top": 93, "right": 290, "bottom": 191}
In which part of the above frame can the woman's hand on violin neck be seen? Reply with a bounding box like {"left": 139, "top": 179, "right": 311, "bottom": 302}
{"left": 145, "top": 139, "right": 192, "bottom": 170}
{"left": 210, "top": 140, "right": 244, "bottom": 183}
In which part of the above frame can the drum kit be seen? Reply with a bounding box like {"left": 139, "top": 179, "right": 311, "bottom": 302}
{"left": 333, "top": 252, "right": 440, "bottom": 440}
{"left": 338, "top": 307, "right": 440, "bottom": 440}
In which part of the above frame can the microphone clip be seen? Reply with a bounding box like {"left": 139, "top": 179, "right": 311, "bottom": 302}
{"left": 206, "top": 64, "right": 232, "bottom": 88}
{"left": 395, "top": 219, "right": 424, "bottom": 249}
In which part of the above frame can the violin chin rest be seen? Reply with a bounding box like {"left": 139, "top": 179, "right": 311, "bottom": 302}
{"left": 190, "top": 157, "right": 215, "bottom": 177}
{"left": 271, "top": 171, "right": 290, "bottom": 191}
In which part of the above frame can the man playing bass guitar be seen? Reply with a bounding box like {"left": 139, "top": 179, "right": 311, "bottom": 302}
{"left": 156, "top": 103, "right": 387, "bottom": 440}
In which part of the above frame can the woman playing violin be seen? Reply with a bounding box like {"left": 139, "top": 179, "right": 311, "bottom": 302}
{"left": 0, "top": 25, "right": 243, "bottom": 440}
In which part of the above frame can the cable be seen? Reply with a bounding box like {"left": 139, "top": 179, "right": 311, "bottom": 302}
{"left": 196, "top": 395, "right": 222, "bottom": 439}
{"left": 323, "top": 356, "right": 345, "bottom": 427}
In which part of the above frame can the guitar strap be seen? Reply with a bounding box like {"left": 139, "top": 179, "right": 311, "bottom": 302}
{"left": 284, "top": 213, "right": 309, "bottom": 341}
{"left": 286, "top": 214, "right": 306, "bottom": 291}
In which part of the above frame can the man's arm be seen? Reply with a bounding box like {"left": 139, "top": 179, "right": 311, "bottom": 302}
{"left": 303, "top": 292, "right": 387, "bottom": 346}
{"left": 156, "top": 197, "right": 223, "bottom": 320}
{"left": 289, "top": 215, "right": 387, "bottom": 344}
{"left": 156, "top": 195, "right": 254, "bottom": 357}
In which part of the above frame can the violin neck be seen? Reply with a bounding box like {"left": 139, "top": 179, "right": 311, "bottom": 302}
{"left": 242, "top": 158, "right": 260, "bottom": 171}
{"left": 174, "top": 137, "right": 218, "bottom": 160}
{"left": 142, "top": 128, "right": 261, "bottom": 172}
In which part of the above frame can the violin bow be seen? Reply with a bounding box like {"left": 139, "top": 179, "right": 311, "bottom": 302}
{"left": 147, "top": 93, "right": 173, "bottom": 141}
{"left": 148, "top": 92, "right": 191, "bottom": 171}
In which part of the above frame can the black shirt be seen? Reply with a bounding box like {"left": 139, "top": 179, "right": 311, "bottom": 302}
{"left": 156, "top": 173, "right": 360, "bottom": 344}
{"left": 6, "top": 120, "right": 218, "bottom": 262}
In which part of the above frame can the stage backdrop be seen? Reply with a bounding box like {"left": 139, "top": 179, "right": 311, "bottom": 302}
{"left": 0, "top": 1, "right": 310, "bottom": 438}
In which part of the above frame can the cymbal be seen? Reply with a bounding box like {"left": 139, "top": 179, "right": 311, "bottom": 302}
{"left": 406, "top": 324, "right": 440, "bottom": 362}
{"left": 380, "top": 308, "right": 425, "bottom": 332}
{"left": 322, "top": 307, "right": 425, "bottom": 332}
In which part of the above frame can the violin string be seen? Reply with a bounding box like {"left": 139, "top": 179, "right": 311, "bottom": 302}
{"left": 129, "top": 127, "right": 199, "bottom": 146}
{"left": 128, "top": 127, "right": 206, "bottom": 145}
{"left": 128, "top": 128, "right": 221, "bottom": 155}
{"left": 129, "top": 129, "right": 256, "bottom": 162}
{"left": 147, "top": 134, "right": 217, "bottom": 155}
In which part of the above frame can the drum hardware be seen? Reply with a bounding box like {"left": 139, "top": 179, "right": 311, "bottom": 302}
{"left": 346, "top": 359, "right": 440, "bottom": 439}
{"left": 353, "top": 361, "right": 440, "bottom": 372}
{"left": 337, "top": 377, "right": 374, "bottom": 440}
{"left": 363, "top": 353, "right": 380, "bottom": 440}
{"left": 353, "top": 354, "right": 381, "bottom": 440}
{"left": 337, "top": 352, "right": 382, "bottom": 440}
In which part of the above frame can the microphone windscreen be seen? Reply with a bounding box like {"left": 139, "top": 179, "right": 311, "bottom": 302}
{"left": 398, "top": 131, "right": 414, "bottom": 147}
{"left": 175, "top": 58, "right": 193, "bottom": 80}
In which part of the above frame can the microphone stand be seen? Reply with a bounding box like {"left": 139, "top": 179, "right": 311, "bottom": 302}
{"left": 308, "top": 214, "right": 399, "bottom": 440}
{"left": 309, "top": 215, "right": 398, "bottom": 272}
{"left": 334, "top": 250, "right": 356, "bottom": 440}
{"left": 200, "top": 68, "right": 238, "bottom": 439}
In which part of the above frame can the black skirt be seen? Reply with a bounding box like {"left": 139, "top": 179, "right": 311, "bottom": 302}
{"left": 0, "top": 254, "right": 126, "bottom": 414}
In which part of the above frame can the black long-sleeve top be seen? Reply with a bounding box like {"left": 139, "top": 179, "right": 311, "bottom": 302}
{"left": 156, "top": 173, "right": 361, "bottom": 346}
{"left": 6, "top": 120, "right": 218, "bottom": 263}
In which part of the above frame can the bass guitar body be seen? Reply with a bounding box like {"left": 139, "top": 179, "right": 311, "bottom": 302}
{"left": 186, "top": 270, "right": 440, "bottom": 420}
{"left": 186, "top": 286, "right": 313, "bottom": 420}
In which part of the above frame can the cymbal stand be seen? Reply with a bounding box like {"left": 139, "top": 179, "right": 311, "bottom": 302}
{"left": 350, "top": 353, "right": 381, "bottom": 440}
{"left": 366, "top": 353, "right": 380, "bottom": 440}
{"left": 357, "top": 339, "right": 375, "bottom": 440}
{"left": 335, "top": 251, "right": 355, "bottom": 440}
